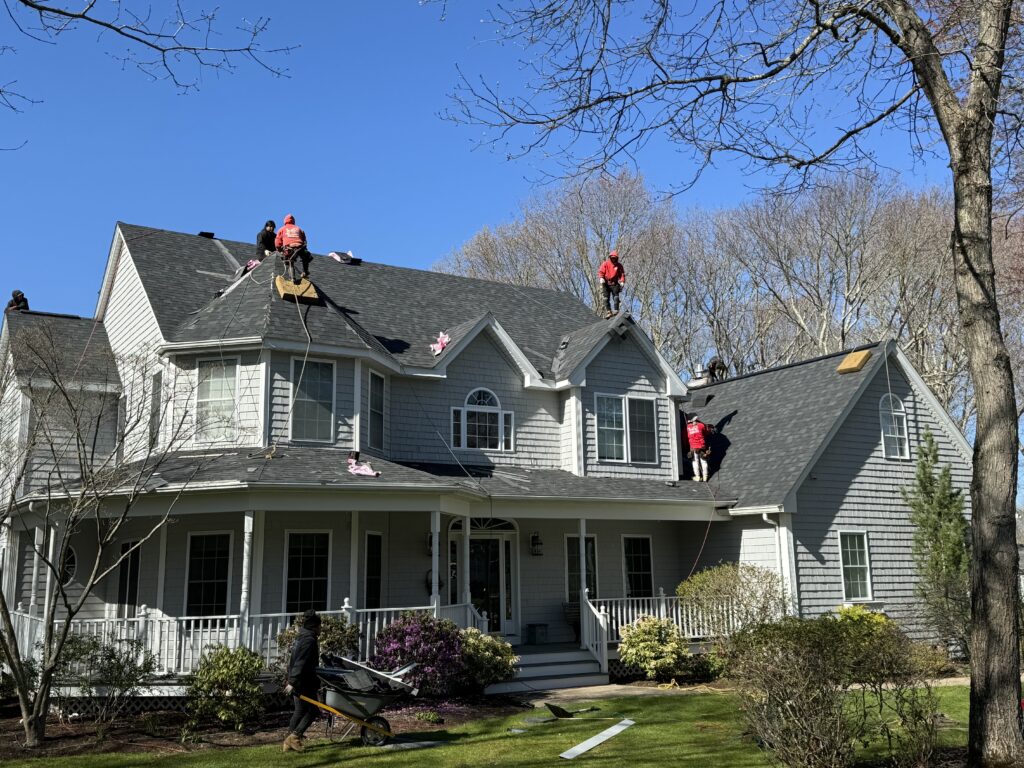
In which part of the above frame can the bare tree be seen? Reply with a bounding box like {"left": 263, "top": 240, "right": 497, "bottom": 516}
{"left": 0, "top": 318, "right": 201, "bottom": 747}
{"left": 1, "top": 0, "right": 291, "bottom": 142}
{"left": 451, "top": 3, "right": 1023, "bottom": 758}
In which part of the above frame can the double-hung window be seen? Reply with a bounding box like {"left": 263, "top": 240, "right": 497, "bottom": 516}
{"left": 285, "top": 532, "right": 330, "bottom": 612}
{"left": 186, "top": 533, "right": 231, "bottom": 616}
{"left": 368, "top": 371, "right": 385, "bottom": 450}
{"left": 451, "top": 389, "right": 513, "bottom": 451}
{"left": 879, "top": 394, "right": 909, "bottom": 459}
{"left": 595, "top": 395, "right": 658, "bottom": 463}
{"left": 566, "top": 535, "right": 598, "bottom": 601}
{"left": 292, "top": 360, "right": 334, "bottom": 442}
{"left": 622, "top": 536, "right": 654, "bottom": 598}
{"left": 196, "top": 360, "right": 237, "bottom": 442}
{"left": 839, "top": 531, "right": 873, "bottom": 601}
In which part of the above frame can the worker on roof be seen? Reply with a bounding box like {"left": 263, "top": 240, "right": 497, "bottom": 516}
{"left": 276, "top": 214, "right": 311, "bottom": 280}
{"left": 5, "top": 290, "right": 28, "bottom": 312}
{"left": 256, "top": 219, "right": 277, "bottom": 261}
{"left": 685, "top": 414, "right": 715, "bottom": 482}
{"left": 597, "top": 250, "right": 625, "bottom": 319}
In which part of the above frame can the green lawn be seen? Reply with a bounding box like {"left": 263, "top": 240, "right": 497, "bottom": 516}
{"left": 5, "top": 687, "right": 970, "bottom": 768}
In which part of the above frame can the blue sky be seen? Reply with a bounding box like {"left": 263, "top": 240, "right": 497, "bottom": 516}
{"left": 2, "top": 2, "right": 950, "bottom": 318}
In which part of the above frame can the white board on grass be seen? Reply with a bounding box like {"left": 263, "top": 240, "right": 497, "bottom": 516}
{"left": 559, "top": 719, "right": 635, "bottom": 759}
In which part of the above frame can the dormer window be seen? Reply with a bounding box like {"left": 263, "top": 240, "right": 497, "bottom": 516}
{"left": 451, "top": 388, "right": 514, "bottom": 451}
{"left": 879, "top": 394, "right": 909, "bottom": 459}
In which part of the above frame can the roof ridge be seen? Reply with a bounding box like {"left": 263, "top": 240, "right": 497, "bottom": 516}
{"left": 7, "top": 310, "right": 97, "bottom": 322}
{"left": 695, "top": 340, "right": 884, "bottom": 389}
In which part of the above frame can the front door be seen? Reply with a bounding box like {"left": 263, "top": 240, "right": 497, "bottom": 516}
{"left": 449, "top": 519, "right": 520, "bottom": 641}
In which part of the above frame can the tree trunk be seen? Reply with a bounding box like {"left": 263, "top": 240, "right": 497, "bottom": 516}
{"left": 951, "top": 140, "right": 1024, "bottom": 766}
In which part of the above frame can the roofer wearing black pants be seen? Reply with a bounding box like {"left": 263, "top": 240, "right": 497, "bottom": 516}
{"left": 283, "top": 610, "right": 321, "bottom": 753}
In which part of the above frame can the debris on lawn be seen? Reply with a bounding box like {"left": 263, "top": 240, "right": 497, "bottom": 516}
{"left": 559, "top": 719, "right": 635, "bottom": 760}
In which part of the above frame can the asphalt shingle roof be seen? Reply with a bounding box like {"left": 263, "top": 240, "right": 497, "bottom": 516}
{"left": 125, "top": 449, "right": 724, "bottom": 504}
{"left": 689, "top": 341, "right": 887, "bottom": 508}
{"left": 2, "top": 311, "right": 120, "bottom": 389}
{"left": 118, "top": 223, "right": 602, "bottom": 377}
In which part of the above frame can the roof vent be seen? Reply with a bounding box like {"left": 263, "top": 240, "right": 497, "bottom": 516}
{"left": 837, "top": 349, "right": 872, "bottom": 374}
{"left": 197, "top": 231, "right": 216, "bottom": 239}
{"left": 687, "top": 363, "right": 711, "bottom": 388}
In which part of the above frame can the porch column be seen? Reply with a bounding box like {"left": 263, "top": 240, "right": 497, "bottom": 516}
{"left": 578, "top": 517, "right": 587, "bottom": 649}
{"left": 461, "top": 514, "right": 471, "bottom": 604}
{"left": 430, "top": 509, "right": 440, "bottom": 610}
{"left": 155, "top": 525, "right": 168, "bottom": 614}
{"left": 2, "top": 526, "right": 19, "bottom": 603}
{"left": 239, "top": 511, "right": 254, "bottom": 642}
{"left": 349, "top": 511, "right": 359, "bottom": 608}
{"left": 41, "top": 524, "right": 56, "bottom": 622}
{"left": 28, "top": 525, "right": 43, "bottom": 617}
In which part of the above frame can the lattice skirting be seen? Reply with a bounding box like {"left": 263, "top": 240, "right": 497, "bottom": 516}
{"left": 608, "top": 658, "right": 645, "bottom": 682}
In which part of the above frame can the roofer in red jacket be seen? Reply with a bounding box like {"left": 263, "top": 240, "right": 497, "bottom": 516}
{"left": 597, "top": 250, "right": 625, "bottom": 319}
{"left": 275, "top": 214, "right": 311, "bottom": 280}
{"left": 685, "top": 414, "right": 714, "bottom": 481}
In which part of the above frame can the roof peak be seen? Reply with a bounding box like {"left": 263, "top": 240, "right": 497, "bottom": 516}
{"left": 7, "top": 310, "right": 96, "bottom": 322}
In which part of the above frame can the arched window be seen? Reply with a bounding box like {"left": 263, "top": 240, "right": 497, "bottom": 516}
{"left": 879, "top": 394, "right": 909, "bottom": 459}
{"left": 60, "top": 547, "right": 77, "bottom": 587}
{"left": 451, "top": 388, "right": 514, "bottom": 451}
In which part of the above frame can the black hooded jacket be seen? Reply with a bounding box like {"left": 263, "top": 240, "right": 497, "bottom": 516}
{"left": 256, "top": 221, "right": 277, "bottom": 259}
{"left": 287, "top": 627, "right": 320, "bottom": 696}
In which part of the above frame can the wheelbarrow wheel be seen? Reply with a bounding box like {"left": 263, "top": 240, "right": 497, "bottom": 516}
{"left": 360, "top": 716, "right": 391, "bottom": 746}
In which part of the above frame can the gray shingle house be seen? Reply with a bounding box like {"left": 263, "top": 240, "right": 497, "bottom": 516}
{"left": 0, "top": 224, "right": 972, "bottom": 691}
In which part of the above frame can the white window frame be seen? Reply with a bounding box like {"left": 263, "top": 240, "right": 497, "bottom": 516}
{"left": 367, "top": 370, "right": 386, "bottom": 450}
{"left": 289, "top": 357, "right": 336, "bottom": 444}
{"left": 593, "top": 393, "right": 660, "bottom": 465}
{"left": 195, "top": 357, "right": 240, "bottom": 444}
{"left": 879, "top": 393, "right": 910, "bottom": 460}
{"left": 281, "top": 530, "right": 333, "bottom": 613}
{"left": 620, "top": 534, "right": 655, "bottom": 598}
{"left": 183, "top": 531, "right": 234, "bottom": 616}
{"left": 364, "top": 530, "right": 384, "bottom": 609}
{"left": 564, "top": 533, "right": 599, "bottom": 601}
{"left": 838, "top": 530, "right": 874, "bottom": 602}
{"left": 451, "top": 388, "right": 515, "bottom": 452}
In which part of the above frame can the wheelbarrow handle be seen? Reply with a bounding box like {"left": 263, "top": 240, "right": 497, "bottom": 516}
{"left": 298, "top": 694, "right": 394, "bottom": 739}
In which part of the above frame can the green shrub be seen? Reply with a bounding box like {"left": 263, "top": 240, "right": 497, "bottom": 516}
{"left": 618, "top": 616, "right": 690, "bottom": 682}
{"left": 273, "top": 614, "right": 360, "bottom": 681}
{"left": 731, "top": 614, "right": 937, "bottom": 768}
{"left": 414, "top": 710, "right": 444, "bottom": 724}
{"left": 458, "top": 628, "right": 518, "bottom": 692}
{"left": 679, "top": 650, "right": 726, "bottom": 682}
{"left": 73, "top": 637, "right": 157, "bottom": 729}
{"left": 676, "top": 563, "right": 788, "bottom": 659}
{"left": 186, "top": 645, "right": 265, "bottom": 731}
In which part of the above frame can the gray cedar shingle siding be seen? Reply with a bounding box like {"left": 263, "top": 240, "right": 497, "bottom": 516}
{"left": 793, "top": 363, "right": 971, "bottom": 633}
{"left": 389, "top": 333, "right": 563, "bottom": 467}
{"left": 581, "top": 335, "right": 674, "bottom": 480}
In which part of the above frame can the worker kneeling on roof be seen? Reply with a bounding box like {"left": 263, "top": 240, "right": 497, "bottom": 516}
{"left": 276, "top": 214, "right": 311, "bottom": 280}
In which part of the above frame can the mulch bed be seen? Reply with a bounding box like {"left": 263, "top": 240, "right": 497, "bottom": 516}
{"left": 0, "top": 697, "right": 529, "bottom": 759}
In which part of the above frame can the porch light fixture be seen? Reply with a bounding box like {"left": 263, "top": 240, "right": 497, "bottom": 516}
{"left": 530, "top": 532, "right": 544, "bottom": 556}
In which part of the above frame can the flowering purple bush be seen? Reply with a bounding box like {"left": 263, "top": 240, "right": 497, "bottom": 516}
{"left": 371, "top": 613, "right": 465, "bottom": 696}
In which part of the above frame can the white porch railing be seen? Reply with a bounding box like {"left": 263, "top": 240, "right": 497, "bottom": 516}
{"left": 591, "top": 588, "right": 742, "bottom": 643}
{"left": 580, "top": 597, "right": 609, "bottom": 673}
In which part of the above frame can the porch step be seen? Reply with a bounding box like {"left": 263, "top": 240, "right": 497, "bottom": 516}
{"left": 485, "top": 647, "right": 609, "bottom": 695}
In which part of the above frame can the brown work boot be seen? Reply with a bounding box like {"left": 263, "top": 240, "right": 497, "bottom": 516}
{"left": 283, "top": 733, "right": 304, "bottom": 752}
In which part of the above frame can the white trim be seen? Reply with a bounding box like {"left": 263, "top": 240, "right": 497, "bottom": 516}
{"left": 155, "top": 526, "right": 167, "bottom": 613}
{"left": 363, "top": 530, "right": 384, "bottom": 609}
{"left": 669, "top": 403, "right": 680, "bottom": 479}
{"left": 59, "top": 544, "right": 78, "bottom": 587}
{"left": 620, "top": 534, "right": 655, "bottom": 598}
{"left": 429, "top": 314, "right": 547, "bottom": 388}
{"left": 281, "top": 529, "right": 333, "bottom": 613}
{"left": 352, "top": 360, "right": 362, "bottom": 452}
{"left": 878, "top": 393, "right": 910, "bottom": 460}
{"left": 367, "top": 370, "right": 386, "bottom": 451}
{"left": 183, "top": 530, "right": 235, "bottom": 616}
{"left": 194, "top": 356, "right": 240, "bottom": 445}
{"left": 891, "top": 346, "right": 973, "bottom": 461}
{"left": 778, "top": 506, "right": 800, "bottom": 615}
{"left": 251, "top": 510, "right": 265, "bottom": 615}
{"left": 288, "top": 357, "right": 336, "bottom": 444}
{"left": 348, "top": 510, "right": 359, "bottom": 607}
{"left": 570, "top": 388, "right": 584, "bottom": 475}
{"left": 729, "top": 504, "right": 785, "bottom": 517}
{"left": 564, "top": 533, "right": 598, "bottom": 602}
{"left": 258, "top": 351, "right": 270, "bottom": 447}
{"left": 837, "top": 530, "right": 873, "bottom": 602}
{"left": 451, "top": 387, "right": 515, "bottom": 453}
{"left": 594, "top": 393, "right": 628, "bottom": 463}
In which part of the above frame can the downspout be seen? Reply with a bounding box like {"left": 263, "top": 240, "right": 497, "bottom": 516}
{"left": 761, "top": 510, "right": 785, "bottom": 593}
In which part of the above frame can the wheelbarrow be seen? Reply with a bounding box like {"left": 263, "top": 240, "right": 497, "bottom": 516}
{"left": 301, "top": 656, "right": 418, "bottom": 746}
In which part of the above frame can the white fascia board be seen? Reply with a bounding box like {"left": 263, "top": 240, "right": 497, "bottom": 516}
{"left": 94, "top": 225, "right": 127, "bottom": 321}
{"left": 159, "top": 337, "right": 264, "bottom": 354}
{"left": 470, "top": 497, "right": 723, "bottom": 521}
{"left": 429, "top": 316, "right": 546, "bottom": 388}
{"left": 729, "top": 504, "right": 785, "bottom": 517}
{"left": 891, "top": 346, "right": 973, "bottom": 462}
